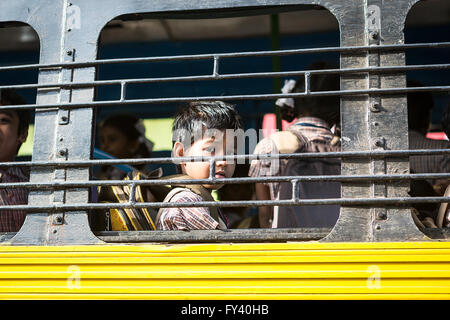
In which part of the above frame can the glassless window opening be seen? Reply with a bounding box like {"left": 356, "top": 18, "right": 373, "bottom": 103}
{"left": 0, "top": 22, "right": 39, "bottom": 242}
{"left": 403, "top": 0, "right": 450, "bottom": 236}
{"left": 90, "top": 8, "right": 343, "bottom": 242}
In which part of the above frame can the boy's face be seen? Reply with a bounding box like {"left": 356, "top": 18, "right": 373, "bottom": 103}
{"left": 176, "top": 129, "right": 236, "bottom": 190}
{"left": 0, "top": 110, "right": 27, "bottom": 162}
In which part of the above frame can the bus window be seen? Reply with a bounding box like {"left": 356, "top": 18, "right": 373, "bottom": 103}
{"left": 89, "top": 7, "right": 343, "bottom": 241}
{"left": 404, "top": 0, "right": 450, "bottom": 233}
{"left": 0, "top": 22, "right": 38, "bottom": 240}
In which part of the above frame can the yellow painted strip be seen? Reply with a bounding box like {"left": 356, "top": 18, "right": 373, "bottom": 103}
{"left": 0, "top": 242, "right": 447, "bottom": 299}
{"left": 0, "top": 293, "right": 448, "bottom": 300}
{"left": 0, "top": 256, "right": 449, "bottom": 265}
{"left": 0, "top": 263, "right": 448, "bottom": 279}
{"left": 1, "top": 241, "right": 450, "bottom": 252}
{"left": 0, "top": 279, "right": 448, "bottom": 294}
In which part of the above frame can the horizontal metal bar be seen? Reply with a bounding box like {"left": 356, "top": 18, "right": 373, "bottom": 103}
{"left": 1, "top": 173, "right": 450, "bottom": 189}
{"left": 94, "top": 228, "right": 331, "bottom": 243}
{"left": 1, "top": 85, "right": 449, "bottom": 111}
{"left": 1, "top": 197, "right": 448, "bottom": 212}
{"left": 0, "top": 42, "right": 449, "bottom": 72}
{"left": 1, "top": 149, "right": 449, "bottom": 168}
{"left": 1, "top": 63, "right": 449, "bottom": 92}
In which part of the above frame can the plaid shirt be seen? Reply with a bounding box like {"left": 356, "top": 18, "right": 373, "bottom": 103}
{"left": 249, "top": 117, "right": 335, "bottom": 200}
{"left": 0, "top": 167, "right": 29, "bottom": 232}
{"left": 157, "top": 189, "right": 220, "bottom": 230}
{"left": 409, "top": 130, "right": 450, "bottom": 184}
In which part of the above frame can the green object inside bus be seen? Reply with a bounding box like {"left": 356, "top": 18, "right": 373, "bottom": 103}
{"left": 18, "top": 118, "right": 174, "bottom": 157}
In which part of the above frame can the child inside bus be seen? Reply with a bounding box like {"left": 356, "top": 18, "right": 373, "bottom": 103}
{"left": 156, "top": 101, "right": 243, "bottom": 230}
{"left": 0, "top": 89, "right": 30, "bottom": 232}
{"left": 96, "top": 114, "right": 154, "bottom": 180}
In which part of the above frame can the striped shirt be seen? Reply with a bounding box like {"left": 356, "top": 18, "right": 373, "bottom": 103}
{"left": 0, "top": 167, "right": 29, "bottom": 232}
{"left": 409, "top": 130, "right": 450, "bottom": 184}
{"left": 157, "top": 189, "right": 219, "bottom": 230}
{"left": 249, "top": 117, "right": 335, "bottom": 200}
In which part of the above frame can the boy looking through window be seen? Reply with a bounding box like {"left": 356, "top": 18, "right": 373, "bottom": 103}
{"left": 156, "top": 101, "right": 243, "bottom": 230}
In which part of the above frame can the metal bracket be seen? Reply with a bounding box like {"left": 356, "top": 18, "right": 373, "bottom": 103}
{"left": 367, "top": 4, "right": 381, "bottom": 44}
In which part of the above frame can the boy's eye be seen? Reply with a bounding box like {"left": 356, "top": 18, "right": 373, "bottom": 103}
{"left": 0, "top": 116, "right": 11, "bottom": 124}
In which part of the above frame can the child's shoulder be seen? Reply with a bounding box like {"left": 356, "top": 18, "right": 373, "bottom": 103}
{"left": 166, "top": 187, "right": 205, "bottom": 203}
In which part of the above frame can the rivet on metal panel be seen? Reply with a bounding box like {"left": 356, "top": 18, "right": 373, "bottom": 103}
{"left": 374, "top": 138, "right": 386, "bottom": 149}
{"left": 369, "top": 31, "right": 379, "bottom": 41}
{"left": 58, "top": 149, "right": 68, "bottom": 157}
{"left": 370, "top": 102, "right": 381, "bottom": 113}
{"left": 59, "top": 112, "right": 70, "bottom": 125}
{"left": 53, "top": 215, "right": 64, "bottom": 225}
{"left": 377, "top": 211, "right": 387, "bottom": 220}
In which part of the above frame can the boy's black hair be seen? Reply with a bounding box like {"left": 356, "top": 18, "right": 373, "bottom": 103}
{"left": 291, "top": 61, "right": 340, "bottom": 126}
{"left": 172, "top": 101, "right": 243, "bottom": 147}
{"left": 0, "top": 89, "right": 29, "bottom": 137}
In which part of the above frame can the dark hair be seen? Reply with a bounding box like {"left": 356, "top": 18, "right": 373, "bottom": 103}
{"left": 0, "top": 89, "right": 29, "bottom": 137}
{"left": 99, "top": 114, "right": 152, "bottom": 158}
{"left": 292, "top": 61, "right": 340, "bottom": 126}
{"left": 407, "top": 79, "right": 434, "bottom": 134}
{"left": 172, "top": 101, "right": 243, "bottom": 147}
{"left": 441, "top": 102, "right": 450, "bottom": 139}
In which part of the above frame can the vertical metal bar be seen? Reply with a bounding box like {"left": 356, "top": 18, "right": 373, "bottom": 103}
{"left": 323, "top": 0, "right": 425, "bottom": 242}
{"left": 213, "top": 55, "right": 220, "bottom": 78}
{"left": 369, "top": 0, "right": 425, "bottom": 241}
{"left": 129, "top": 183, "right": 137, "bottom": 205}
{"left": 322, "top": 0, "right": 373, "bottom": 242}
{"left": 209, "top": 159, "right": 216, "bottom": 180}
{"left": 292, "top": 179, "right": 300, "bottom": 204}
{"left": 120, "top": 81, "right": 127, "bottom": 102}
{"left": 11, "top": 0, "right": 102, "bottom": 245}
{"left": 367, "top": 1, "right": 388, "bottom": 233}
{"left": 7, "top": 0, "right": 69, "bottom": 245}
{"left": 304, "top": 72, "right": 311, "bottom": 95}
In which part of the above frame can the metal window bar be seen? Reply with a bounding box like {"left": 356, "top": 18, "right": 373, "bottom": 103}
{"left": 2, "top": 85, "right": 449, "bottom": 111}
{"left": 2, "top": 173, "right": 450, "bottom": 190}
{"left": 0, "top": 41, "right": 449, "bottom": 72}
{"left": 1, "top": 150, "right": 449, "bottom": 211}
{"left": 0, "top": 63, "right": 449, "bottom": 93}
{"left": 2, "top": 149, "right": 450, "bottom": 168}
{"left": 0, "top": 41, "right": 449, "bottom": 111}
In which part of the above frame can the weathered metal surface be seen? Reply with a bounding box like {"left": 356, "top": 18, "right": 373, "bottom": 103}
{"left": 95, "top": 228, "right": 330, "bottom": 243}
{"left": 323, "top": 0, "right": 427, "bottom": 242}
